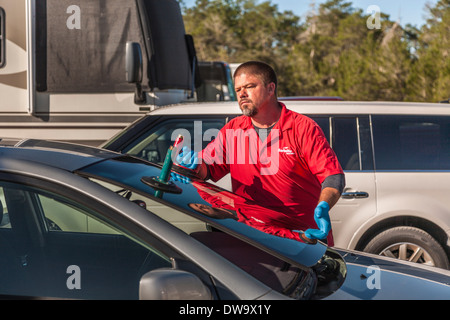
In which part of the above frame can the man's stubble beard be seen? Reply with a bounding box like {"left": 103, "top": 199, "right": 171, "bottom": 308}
{"left": 240, "top": 103, "right": 258, "bottom": 117}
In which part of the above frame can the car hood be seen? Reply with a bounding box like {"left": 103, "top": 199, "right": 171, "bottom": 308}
{"left": 326, "top": 249, "right": 450, "bottom": 300}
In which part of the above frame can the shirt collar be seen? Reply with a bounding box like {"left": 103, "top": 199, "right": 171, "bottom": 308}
{"left": 276, "top": 102, "right": 293, "bottom": 132}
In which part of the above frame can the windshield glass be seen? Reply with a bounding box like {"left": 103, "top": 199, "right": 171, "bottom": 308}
{"left": 78, "top": 156, "right": 327, "bottom": 269}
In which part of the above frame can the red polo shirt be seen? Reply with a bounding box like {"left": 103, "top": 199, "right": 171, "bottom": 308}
{"left": 201, "top": 103, "right": 343, "bottom": 245}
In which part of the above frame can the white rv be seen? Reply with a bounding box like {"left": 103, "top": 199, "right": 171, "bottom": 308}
{"left": 0, "top": 0, "right": 197, "bottom": 146}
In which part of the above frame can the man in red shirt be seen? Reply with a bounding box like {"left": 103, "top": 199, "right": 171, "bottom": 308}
{"left": 175, "top": 61, "right": 345, "bottom": 245}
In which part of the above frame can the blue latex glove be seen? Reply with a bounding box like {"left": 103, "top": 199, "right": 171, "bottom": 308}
{"left": 171, "top": 146, "right": 198, "bottom": 184}
{"left": 304, "top": 201, "right": 331, "bottom": 240}
{"left": 176, "top": 146, "right": 199, "bottom": 170}
{"left": 170, "top": 172, "right": 192, "bottom": 184}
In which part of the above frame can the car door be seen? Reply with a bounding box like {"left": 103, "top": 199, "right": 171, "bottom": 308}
{"left": 0, "top": 178, "right": 172, "bottom": 299}
{"left": 311, "top": 115, "right": 377, "bottom": 250}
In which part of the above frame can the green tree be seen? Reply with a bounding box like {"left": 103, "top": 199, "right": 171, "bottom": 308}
{"left": 406, "top": 0, "right": 450, "bottom": 102}
{"left": 180, "top": 0, "right": 446, "bottom": 102}
{"left": 181, "top": 0, "right": 303, "bottom": 86}
{"left": 284, "top": 0, "right": 412, "bottom": 100}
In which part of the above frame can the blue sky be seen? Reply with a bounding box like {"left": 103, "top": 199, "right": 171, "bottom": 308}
{"left": 183, "top": 0, "right": 437, "bottom": 27}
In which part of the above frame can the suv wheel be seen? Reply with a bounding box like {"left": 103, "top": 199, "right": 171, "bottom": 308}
{"left": 363, "top": 226, "right": 449, "bottom": 269}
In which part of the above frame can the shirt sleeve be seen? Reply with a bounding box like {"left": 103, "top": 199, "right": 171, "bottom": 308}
{"left": 298, "top": 118, "right": 344, "bottom": 184}
{"left": 322, "top": 174, "right": 346, "bottom": 193}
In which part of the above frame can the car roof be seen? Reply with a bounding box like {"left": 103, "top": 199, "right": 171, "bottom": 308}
{"left": 149, "top": 100, "right": 450, "bottom": 116}
{"left": 0, "top": 139, "right": 121, "bottom": 172}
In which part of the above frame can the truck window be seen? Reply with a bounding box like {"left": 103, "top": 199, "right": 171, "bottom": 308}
{"left": 197, "top": 62, "right": 236, "bottom": 102}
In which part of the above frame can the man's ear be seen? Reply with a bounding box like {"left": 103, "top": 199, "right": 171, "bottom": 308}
{"left": 268, "top": 82, "right": 276, "bottom": 96}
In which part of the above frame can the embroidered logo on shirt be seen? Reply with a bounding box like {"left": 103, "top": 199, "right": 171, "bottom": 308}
{"left": 278, "top": 147, "right": 295, "bottom": 155}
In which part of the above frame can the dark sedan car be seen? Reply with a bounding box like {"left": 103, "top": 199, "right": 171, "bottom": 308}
{"left": 0, "top": 139, "right": 449, "bottom": 300}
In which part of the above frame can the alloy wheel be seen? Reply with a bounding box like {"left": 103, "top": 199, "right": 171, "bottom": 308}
{"left": 380, "top": 242, "right": 435, "bottom": 266}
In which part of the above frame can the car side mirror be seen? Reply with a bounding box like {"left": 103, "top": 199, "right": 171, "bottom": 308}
{"left": 139, "top": 268, "right": 212, "bottom": 300}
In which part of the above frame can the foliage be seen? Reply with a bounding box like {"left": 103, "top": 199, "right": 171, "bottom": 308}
{"left": 180, "top": 0, "right": 450, "bottom": 102}
{"left": 406, "top": 0, "right": 450, "bottom": 102}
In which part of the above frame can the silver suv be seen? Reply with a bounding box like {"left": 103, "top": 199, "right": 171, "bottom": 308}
{"left": 103, "top": 100, "right": 450, "bottom": 269}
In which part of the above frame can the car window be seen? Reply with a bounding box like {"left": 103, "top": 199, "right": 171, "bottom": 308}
{"left": 357, "top": 116, "right": 374, "bottom": 170}
{"left": 80, "top": 157, "right": 327, "bottom": 266}
{"left": 372, "top": 115, "right": 450, "bottom": 170}
{"left": 38, "top": 193, "right": 119, "bottom": 234}
{"left": 89, "top": 177, "right": 318, "bottom": 297}
{"left": 0, "top": 187, "right": 10, "bottom": 228}
{"left": 79, "top": 157, "right": 330, "bottom": 296}
{"left": 123, "top": 118, "right": 226, "bottom": 163}
{"left": 0, "top": 181, "right": 171, "bottom": 299}
{"left": 96, "top": 179, "right": 320, "bottom": 298}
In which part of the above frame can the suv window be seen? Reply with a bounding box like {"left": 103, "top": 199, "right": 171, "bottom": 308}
{"left": 372, "top": 115, "right": 450, "bottom": 170}
{"left": 311, "top": 117, "right": 330, "bottom": 139}
{"left": 311, "top": 116, "right": 373, "bottom": 171}
{"left": 332, "top": 117, "right": 359, "bottom": 171}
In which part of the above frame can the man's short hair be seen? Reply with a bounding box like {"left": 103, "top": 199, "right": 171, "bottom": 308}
{"left": 234, "top": 61, "right": 278, "bottom": 90}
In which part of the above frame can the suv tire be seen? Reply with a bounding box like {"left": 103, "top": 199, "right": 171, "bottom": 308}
{"left": 363, "top": 226, "right": 449, "bottom": 269}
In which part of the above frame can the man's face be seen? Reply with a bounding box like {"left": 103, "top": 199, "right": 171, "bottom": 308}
{"left": 234, "top": 73, "right": 273, "bottom": 117}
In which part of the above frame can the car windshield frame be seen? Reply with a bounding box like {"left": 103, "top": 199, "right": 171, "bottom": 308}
{"left": 76, "top": 155, "right": 327, "bottom": 269}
